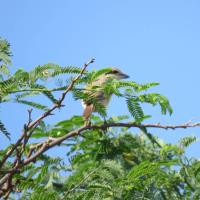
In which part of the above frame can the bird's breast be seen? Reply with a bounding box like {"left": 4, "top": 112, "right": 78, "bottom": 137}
{"left": 81, "top": 100, "right": 87, "bottom": 109}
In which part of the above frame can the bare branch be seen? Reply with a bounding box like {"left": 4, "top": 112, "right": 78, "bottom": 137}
{"left": 89, "top": 120, "right": 200, "bottom": 130}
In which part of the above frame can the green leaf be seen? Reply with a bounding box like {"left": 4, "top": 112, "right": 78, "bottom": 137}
{"left": 117, "top": 81, "right": 159, "bottom": 92}
{"left": 0, "top": 78, "right": 16, "bottom": 93}
{"left": 139, "top": 93, "right": 173, "bottom": 115}
{"left": 90, "top": 68, "right": 113, "bottom": 82}
{"left": 0, "top": 38, "right": 12, "bottom": 65}
{"left": 0, "top": 120, "right": 10, "bottom": 140}
{"left": 15, "top": 99, "right": 48, "bottom": 110}
{"left": 78, "top": 68, "right": 112, "bottom": 84}
{"left": 42, "top": 91, "right": 58, "bottom": 104}
{"left": 0, "top": 64, "right": 10, "bottom": 75}
{"left": 126, "top": 96, "right": 144, "bottom": 122}
{"left": 140, "top": 127, "right": 161, "bottom": 147}
{"left": 180, "top": 136, "right": 197, "bottom": 148}
{"left": 29, "top": 63, "right": 82, "bottom": 82}
{"left": 51, "top": 65, "right": 82, "bottom": 77}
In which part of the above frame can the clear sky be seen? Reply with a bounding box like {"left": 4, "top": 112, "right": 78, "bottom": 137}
{"left": 1, "top": 0, "right": 200, "bottom": 157}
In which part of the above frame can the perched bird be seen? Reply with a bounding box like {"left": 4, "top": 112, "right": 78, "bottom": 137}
{"left": 82, "top": 68, "right": 129, "bottom": 123}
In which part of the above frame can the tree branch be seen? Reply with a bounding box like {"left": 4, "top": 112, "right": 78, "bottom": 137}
{"left": 0, "top": 58, "right": 94, "bottom": 168}
{"left": 0, "top": 58, "right": 95, "bottom": 198}
{"left": 23, "top": 120, "right": 200, "bottom": 165}
{"left": 1, "top": 118, "right": 200, "bottom": 197}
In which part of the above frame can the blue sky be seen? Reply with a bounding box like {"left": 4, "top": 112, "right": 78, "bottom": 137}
{"left": 1, "top": 0, "right": 200, "bottom": 157}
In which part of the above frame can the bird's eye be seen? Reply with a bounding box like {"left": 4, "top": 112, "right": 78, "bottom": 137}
{"left": 112, "top": 70, "right": 118, "bottom": 74}
{"left": 105, "top": 69, "right": 119, "bottom": 75}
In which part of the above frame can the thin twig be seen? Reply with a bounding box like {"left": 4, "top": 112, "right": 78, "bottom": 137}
{"left": 63, "top": 168, "right": 98, "bottom": 198}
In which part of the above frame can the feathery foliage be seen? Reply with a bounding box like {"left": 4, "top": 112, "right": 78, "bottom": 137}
{"left": 126, "top": 96, "right": 144, "bottom": 122}
{"left": 8, "top": 115, "right": 198, "bottom": 200}
{"left": 0, "top": 120, "right": 10, "bottom": 140}
{"left": 0, "top": 40, "right": 199, "bottom": 199}
{"left": 0, "top": 38, "right": 12, "bottom": 79}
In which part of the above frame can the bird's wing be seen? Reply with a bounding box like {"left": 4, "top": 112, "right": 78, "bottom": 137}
{"left": 82, "top": 90, "right": 105, "bottom": 120}
{"left": 83, "top": 89, "right": 105, "bottom": 104}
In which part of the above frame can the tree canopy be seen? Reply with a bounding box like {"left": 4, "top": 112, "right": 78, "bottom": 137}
{"left": 0, "top": 38, "right": 200, "bottom": 200}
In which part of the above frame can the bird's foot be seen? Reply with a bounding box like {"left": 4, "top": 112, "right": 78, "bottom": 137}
{"left": 84, "top": 119, "right": 91, "bottom": 127}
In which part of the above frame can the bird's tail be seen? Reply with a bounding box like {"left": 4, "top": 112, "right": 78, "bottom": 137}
{"left": 83, "top": 104, "right": 94, "bottom": 122}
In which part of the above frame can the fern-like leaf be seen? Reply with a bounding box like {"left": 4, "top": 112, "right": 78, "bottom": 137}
{"left": 0, "top": 65, "right": 10, "bottom": 75}
{"left": 180, "top": 136, "right": 197, "bottom": 148}
{"left": 78, "top": 68, "right": 112, "bottom": 85}
{"left": 117, "top": 81, "right": 159, "bottom": 92}
{"left": 15, "top": 91, "right": 40, "bottom": 99}
{"left": 126, "top": 96, "right": 144, "bottom": 122}
{"left": 0, "top": 78, "right": 16, "bottom": 93}
{"left": 0, "top": 120, "right": 10, "bottom": 140}
{"left": 102, "top": 78, "right": 122, "bottom": 97}
{"left": 30, "top": 63, "right": 82, "bottom": 82}
{"left": 73, "top": 88, "right": 107, "bottom": 117}
{"left": 139, "top": 93, "right": 173, "bottom": 115}
{"left": 0, "top": 38, "right": 12, "bottom": 65}
{"left": 140, "top": 127, "right": 161, "bottom": 147}
{"left": 90, "top": 68, "right": 113, "bottom": 81}
{"left": 51, "top": 65, "right": 83, "bottom": 77}
{"left": 42, "top": 91, "right": 58, "bottom": 103}
{"left": 30, "top": 84, "right": 58, "bottom": 103}
{"left": 29, "top": 63, "right": 59, "bottom": 82}
{"left": 15, "top": 99, "right": 48, "bottom": 110}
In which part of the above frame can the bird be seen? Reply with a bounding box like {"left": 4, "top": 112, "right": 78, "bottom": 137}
{"left": 82, "top": 67, "right": 129, "bottom": 124}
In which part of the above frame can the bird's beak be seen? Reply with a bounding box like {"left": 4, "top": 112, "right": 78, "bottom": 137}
{"left": 120, "top": 73, "right": 129, "bottom": 79}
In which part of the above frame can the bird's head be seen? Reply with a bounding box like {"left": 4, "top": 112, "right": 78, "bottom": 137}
{"left": 105, "top": 67, "right": 129, "bottom": 80}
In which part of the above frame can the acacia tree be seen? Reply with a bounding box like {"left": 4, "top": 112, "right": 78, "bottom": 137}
{"left": 0, "top": 38, "right": 200, "bottom": 200}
